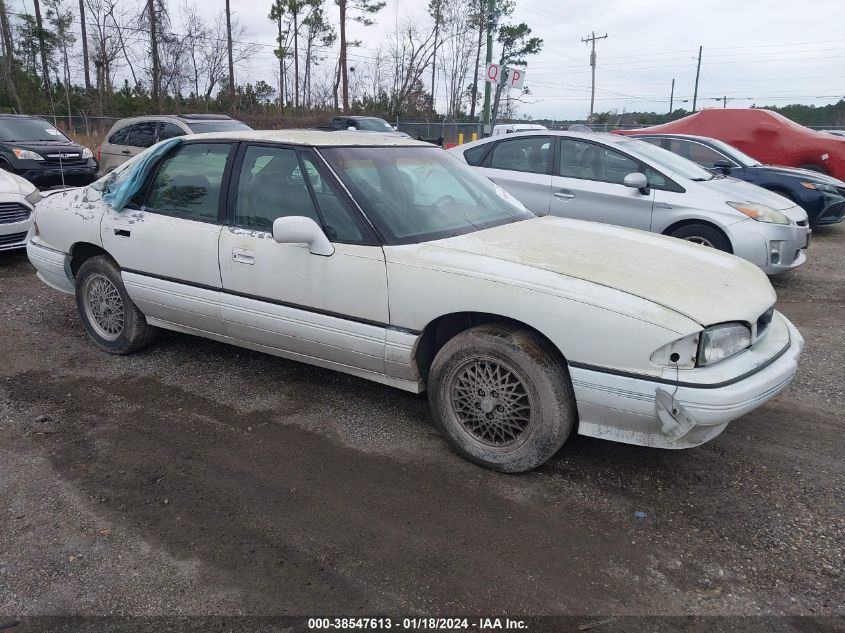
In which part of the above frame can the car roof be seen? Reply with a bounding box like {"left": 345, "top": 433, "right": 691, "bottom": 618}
{"left": 464, "top": 130, "right": 632, "bottom": 145}
{"left": 0, "top": 114, "right": 44, "bottom": 120}
{"left": 186, "top": 129, "right": 427, "bottom": 147}
{"left": 626, "top": 132, "right": 716, "bottom": 142}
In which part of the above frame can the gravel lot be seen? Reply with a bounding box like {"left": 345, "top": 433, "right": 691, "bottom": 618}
{"left": 0, "top": 224, "right": 843, "bottom": 629}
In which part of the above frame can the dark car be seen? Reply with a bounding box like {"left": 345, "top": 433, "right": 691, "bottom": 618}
{"left": 632, "top": 133, "right": 845, "bottom": 227}
{"left": 329, "top": 115, "right": 411, "bottom": 138}
{"left": 0, "top": 114, "right": 98, "bottom": 188}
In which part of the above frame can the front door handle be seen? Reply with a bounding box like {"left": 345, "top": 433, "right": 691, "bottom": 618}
{"left": 232, "top": 248, "right": 255, "bottom": 265}
{"left": 114, "top": 228, "right": 131, "bottom": 237}
{"left": 553, "top": 189, "right": 575, "bottom": 199}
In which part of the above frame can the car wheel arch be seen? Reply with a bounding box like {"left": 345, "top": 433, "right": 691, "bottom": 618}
{"left": 69, "top": 242, "right": 112, "bottom": 277}
{"left": 413, "top": 311, "right": 568, "bottom": 384}
{"left": 662, "top": 219, "right": 733, "bottom": 254}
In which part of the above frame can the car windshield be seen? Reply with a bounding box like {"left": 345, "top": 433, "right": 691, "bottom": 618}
{"left": 355, "top": 118, "right": 394, "bottom": 132}
{"left": 619, "top": 138, "right": 716, "bottom": 181}
{"left": 0, "top": 118, "right": 70, "bottom": 142}
{"left": 698, "top": 137, "right": 761, "bottom": 167}
{"left": 185, "top": 120, "right": 253, "bottom": 133}
{"left": 321, "top": 146, "right": 534, "bottom": 244}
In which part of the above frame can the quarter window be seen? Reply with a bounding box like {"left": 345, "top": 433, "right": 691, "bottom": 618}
{"left": 144, "top": 143, "right": 231, "bottom": 222}
{"left": 489, "top": 136, "right": 551, "bottom": 174}
{"left": 463, "top": 144, "right": 489, "bottom": 166}
{"left": 559, "top": 139, "right": 639, "bottom": 184}
{"left": 126, "top": 122, "right": 158, "bottom": 148}
{"left": 159, "top": 122, "right": 187, "bottom": 141}
{"left": 107, "top": 126, "right": 131, "bottom": 145}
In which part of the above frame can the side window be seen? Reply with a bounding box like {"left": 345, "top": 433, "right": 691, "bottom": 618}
{"left": 300, "top": 153, "right": 364, "bottom": 243}
{"left": 675, "top": 140, "right": 730, "bottom": 169}
{"left": 108, "top": 125, "right": 131, "bottom": 145}
{"left": 144, "top": 143, "right": 231, "bottom": 222}
{"left": 640, "top": 137, "right": 666, "bottom": 149}
{"left": 159, "top": 122, "right": 187, "bottom": 141}
{"left": 489, "top": 136, "right": 551, "bottom": 174}
{"left": 463, "top": 144, "right": 489, "bottom": 167}
{"left": 126, "top": 122, "right": 158, "bottom": 148}
{"left": 558, "top": 139, "right": 638, "bottom": 184}
{"left": 234, "top": 146, "right": 320, "bottom": 232}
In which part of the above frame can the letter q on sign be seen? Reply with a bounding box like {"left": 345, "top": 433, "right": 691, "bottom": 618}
{"left": 485, "top": 63, "right": 501, "bottom": 83}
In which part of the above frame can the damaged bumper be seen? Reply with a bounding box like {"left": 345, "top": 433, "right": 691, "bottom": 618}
{"left": 26, "top": 238, "right": 74, "bottom": 294}
{"left": 570, "top": 311, "right": 803, "bottom": 449}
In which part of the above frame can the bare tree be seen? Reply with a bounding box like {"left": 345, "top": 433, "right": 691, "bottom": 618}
{"left": 33, "top": 0, "right": 52, "bottom": 93}
{"left": 86, "top": 0, "right": 123, "bottom": 112}
{"left": 336, "top": 0, "right": 385, "bottom": 113}
{"left": 442, "top": 0, "right": 477, "bottom": 117}
{"left": 302, "top": 0, "right": 335, "bottom": 108}
{"left": 146, "top": 0, "right": 161, "bottom": 109}
{"left": 224, "top": 0, "right": 233, "bottom": 99}
{"left": 0, "top": 0, "right": 22, "bottom": 110}
{"left": 388, "top": 21, "right": 437, "bottom": 115}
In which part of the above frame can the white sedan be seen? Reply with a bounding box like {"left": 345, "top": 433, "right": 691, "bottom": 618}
{"left": 26, "top": 131, "right": 803, "bottom": 472}
{"left": 0, "top": 170, "right": 40, "bottom": 252}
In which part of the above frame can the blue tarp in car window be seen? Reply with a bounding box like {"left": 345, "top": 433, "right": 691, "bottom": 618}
{"left": 103, "top": 138, "right": 182, "bottom": 211}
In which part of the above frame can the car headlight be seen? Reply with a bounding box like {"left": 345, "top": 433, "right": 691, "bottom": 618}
{"left": 698, "top": 323, "right": 752, "bottom": 366}
{"left": 82, "top": 147, "right": 94, "bottom": 159}
{"left": 12, "top": 148, "right": 44, "bottom": 161}
{"left": 727, "top": 201, "right": 790, "bottom": 225}
{"left": 25, "top": 189, "right": 42, "bottom": 204}
{"left": 651, "top": 322, "right": 752, "bottom": 369}
{"left": 800, "top": 181, "right": 839, "bottom": 194}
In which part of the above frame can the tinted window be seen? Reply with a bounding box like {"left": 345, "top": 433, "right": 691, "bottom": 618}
{"left": 463, "top": 144, "right": 489, "bottom": 166}
{"left": 126, "top": 122, "right": 158, "bottom": 148}
{"left": 235, "top": 146, "right": 321, "bottom": 232}
{"left": 299, "top": 153, "right": 364, "bottom": 243}
{"left": 355, "top": 117, "right": 394, "bottom": 132}
{"left": 144, "top": 143, "right": 231, "bottom": 222}
{"left": 159, "top": 122, "right": 187, "bottom": 141}
{"left": 322, "top": 146, "right": 533, "bottom": 245}
{"left": 185, "top": 120, "right": 252, "bottom": 134}
{"left": 669, "top": 139, "right": 732, "bottom": 169}
{"left": 108, "top": 125, "right": 131, "bottom": 145}
{"left": 489, "top": 136, "right": 551, "bottom": 174}
{"left": 559, "top": 139, "right": 638, "bottom": 184}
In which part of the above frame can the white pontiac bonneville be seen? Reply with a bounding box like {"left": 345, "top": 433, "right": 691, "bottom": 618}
{"left": 26, "top": 131, "right": 803, "bottom": 472}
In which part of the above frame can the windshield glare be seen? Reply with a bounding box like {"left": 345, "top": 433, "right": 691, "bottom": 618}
{"left": 322, "top": 147, "right": 534, "bottom": 244}
{"left": 356, "top": 118, "right": 394, "bottom": 132}
{"left": 702, "top": 138, "right": 761, "bottom": 167}
{"left": 0, "top": 118, "right": 70, "bottom": 142}
{"left": 620, "top": 138, "right": 716, "bottom": 181}
{"left": 186, "top": 121, "right": 253, "bottom": 133}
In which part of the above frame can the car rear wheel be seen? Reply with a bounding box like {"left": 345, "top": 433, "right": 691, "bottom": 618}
{"left": 428, "top": 324, "right": 576, "bottom": 473}
{"left": 669, "top": 223, "right": 731, "bottom": 252}
{"left": 75, "top": 255, "right": 157, "bottom": 354}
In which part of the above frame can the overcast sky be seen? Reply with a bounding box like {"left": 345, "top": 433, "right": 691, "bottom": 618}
{"left": 21, "top": 0, "right": 845, "bottom": 120}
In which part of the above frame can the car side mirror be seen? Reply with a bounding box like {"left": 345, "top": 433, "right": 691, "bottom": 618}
{"left": 347, "top": 126, "right": 356, "bottom": 131}
{"left": 713, "top": 160, "right": 732, "bottom": 174}
{"left": 272, "top": 216, "right": 334, "bottom": 257}
{"left": 623, "top": 172, "right": 650, "bottom": 194}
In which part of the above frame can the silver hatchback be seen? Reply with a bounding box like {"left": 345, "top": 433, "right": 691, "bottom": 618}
{"left": 449, "top": 131, "right": 811, "bottom": 274}
{"left": 97, "top": 114, "right": 252, "bottom": 176}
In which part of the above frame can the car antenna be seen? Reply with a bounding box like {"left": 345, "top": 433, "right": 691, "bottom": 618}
{"left": 58, "top": 151, "right": 66, "bottom": 194}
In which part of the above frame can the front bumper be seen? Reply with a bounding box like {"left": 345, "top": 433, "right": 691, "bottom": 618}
{"left": 813, "top": 197, "right": 845, "bottom": 226}
{"left": 728, "top": 218, "right": 811, "bottom": 274}
{"left": 570, "top": 311, "right": 803, "bottom": 449}
{"left": 26, "top": 239, "right": 74, "bottom": 293}
{"left": 0, "top": 212, "right": 33, "bottom": 252}
{"left": 10, "top": 159, "right": 98, "bottom": 188}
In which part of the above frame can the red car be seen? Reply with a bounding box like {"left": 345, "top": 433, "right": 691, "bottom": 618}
{"left": 615, "top": 108, "right": 845, "bottom": 180}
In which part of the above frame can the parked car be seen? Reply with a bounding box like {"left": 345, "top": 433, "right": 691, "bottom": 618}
{"left": 329, "top": 115, "right": 410, "bottom": 138}
{"left": 0, "top": 169, "right": 40, "bottom": 252}
{"left": 614, "top": 109, "right": 845, "bottom": 180}
{"left": 492, "top": 123, "right": 548, "bottom": 136}
{"left": 629, "top": 133, "right": 845, "bottom": 227}
{"left": 0, "top": 114, "right": 98, "bottom": 188}
{"left": 449, "top": 131, "right": 811, "bottom": 275}
{"left": 27, "top": 131, "right": 803, "bottom": 472}
{"left": 97, "top": 114, "right": 252, "bottom": 176}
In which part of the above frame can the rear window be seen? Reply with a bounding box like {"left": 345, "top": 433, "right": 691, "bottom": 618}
{"left": 463, "top": 144, "right": 490, "bottom": 166}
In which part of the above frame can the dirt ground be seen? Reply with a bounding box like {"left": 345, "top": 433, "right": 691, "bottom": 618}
{"left": 0, "top": 224, "right": 843, "bottom": 629}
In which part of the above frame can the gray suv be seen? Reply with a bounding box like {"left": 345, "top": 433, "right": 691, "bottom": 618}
{"left": 97, "top": 114, "right": 252, "bottom": 175}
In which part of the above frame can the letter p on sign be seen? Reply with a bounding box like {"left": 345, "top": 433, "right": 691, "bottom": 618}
{"left": 508, "top": 68, "right": 526, "bottom": 89}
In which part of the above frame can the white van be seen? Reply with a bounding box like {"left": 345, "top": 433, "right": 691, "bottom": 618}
{"left": 492, "top": 123, "right": 548, "bottom": 136}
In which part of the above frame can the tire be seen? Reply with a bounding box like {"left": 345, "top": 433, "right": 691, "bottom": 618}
{"left": 798, "top": 163, "right": 827, "bottom": 175}
{"left": 74, "top": 255, "right": 157, "bottom": 354}
{"left": 428, "top": 324, "right": 576, "bottom": 473}
{"left": 669, "top": 223, "right": 732, "bottom": 252}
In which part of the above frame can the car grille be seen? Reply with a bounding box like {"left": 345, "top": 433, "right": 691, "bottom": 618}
{"left": 0, "top": 202, "right": 31, "bottom": 224}
{"left": 756, "top": 306, "right": 774, "bottom": 341}
{"left": 42, "top": 153, "right": 86, "bottom": 166}
{"left": 0, "top": 231, "right": 27, "bottom": 246}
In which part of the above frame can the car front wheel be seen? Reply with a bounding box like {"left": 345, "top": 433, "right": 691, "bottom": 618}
{"left": 75, "top": 255, "right": 157, "bottom": 354}
{"left": 669, "top": 223, "right": 731, "bottom": 252}
{"left": 428, "top": 324, "right": 576, "bottom": 473}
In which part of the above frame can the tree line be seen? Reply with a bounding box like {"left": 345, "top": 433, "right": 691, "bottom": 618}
{"left": 0, "top": 0, "right": 543, "bottom": 123}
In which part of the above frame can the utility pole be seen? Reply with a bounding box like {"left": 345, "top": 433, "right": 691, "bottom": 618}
{"left": 582, "top": 30, "right": 607, "bottom": 121}
{"left": 669, "top": 78, "right": 675, "bottom": 114}
{"left": 225, "top": 0, "right": 235, "bottom": 105}
{"left": 722, "top": 95, "right": 727, "bottom": 108}
{"left": 481, "top": 0, "right": 494, "bottom": 137}
{"left": 147, "top": 0, "right": 159, "bottom": 111}
{"left": 692, "top": 45, "right": 702, "bottom": 112}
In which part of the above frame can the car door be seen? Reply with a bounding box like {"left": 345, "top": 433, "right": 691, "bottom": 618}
{"left": 100, "top": 141, "right": 234, "bottom": 335}
{"left": 549, "top": 137, "right": 654, "bottom": 230}
{"left": 218, "top": 143, "right": 389, "bottom": 374}
{"left": 477, "top": 136, "right": 552, "bottom": 215}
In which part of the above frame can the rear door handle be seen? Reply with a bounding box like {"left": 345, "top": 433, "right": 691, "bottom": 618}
{"left": 114, "top": 228, "right": 131, "bottom": 237}
{"left": 120, "top": 149, "right": 131, "bottom": 155}
{"left": 554, "top": 190, "right": 575, "bottom": 199}
{"left": 232, "top": 248, "right": 255, "bottom": 265}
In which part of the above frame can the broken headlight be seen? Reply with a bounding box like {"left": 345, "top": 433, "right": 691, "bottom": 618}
{"left": 698, "top": 323, "right": 752, "bottom": 366}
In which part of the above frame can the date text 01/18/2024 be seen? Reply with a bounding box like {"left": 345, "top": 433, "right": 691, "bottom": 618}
{"left": 307, "top": 617, "right": 528, "bottom": 630}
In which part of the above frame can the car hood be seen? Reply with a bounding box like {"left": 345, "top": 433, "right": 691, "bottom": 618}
{"left": 696, "top": 176, "right": 807, "bottom": 221}
{"left": 0, "top": 168, "right": 38, "bottom": 198}
{"left": 427, "top": 217, "right": 775, "bottom": 327}
{"left": 2, "top": 139, "right": 85, "bottom": 154}
{"left": 754, "top": 164, "right": 845, "bottom": 187}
